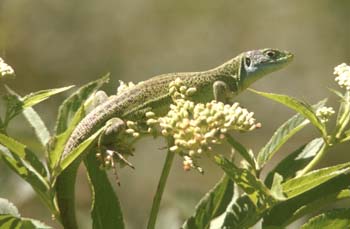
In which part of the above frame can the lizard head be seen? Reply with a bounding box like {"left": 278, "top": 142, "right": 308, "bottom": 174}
{"left": 237, "top": 48, "right": 294, "bottom": 92}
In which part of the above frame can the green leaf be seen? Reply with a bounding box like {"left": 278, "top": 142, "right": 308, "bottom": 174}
{"left": 249, "top": 89, "right": 327, "bottom": 138}
{"left": 53, "top": 75, "right": 109, "bottom": 229}
{"left": 22, "top": 107, "right": 51, "bottom": 148}
{"left": 265, "top": 138, "right": 324, "bottom": 187}
{"left": 1, "top": 154, "right": 50, "bottom": 206}
{"left": 54, "top": 74, "right": 109, "bottom": 135}
{"left": 257, "top": 100, "right": 327, "bottom": 167}
{"left": 22, "top": 85, "right": 74, "bottom": 108}
{"left": 0, "top": 143, "right": 52, "bottom": 215}
{"left": 84, "top": 149, "right": 125, "bottom": 229}
{"left": 225, "top": 134, "right": 257, "bottom": 171}
{"left": 2, "top": 94, "right": 24, "bottom": 126}
{"left": 340, "top": 130, "right": 350, "bottom": 143}
{"left": 0, "top": 198, "right": 51, "bottom": 229}
{"left": 5, "top": 86, "right": 51, "bottom": 147}
{"left": 302, "top": 208, "right": 350, "bottom": 229}
{"left": 0, "top": 198, "right": 20, "bottom": 217}
{"left": 0, "top": 133, "right": 47, "bottom": 178}
{"left": 20, "top": 218, "right": 52, "bottom": 229}
{"left": 49, "top": 74, "right": 109, "bottom": 170}
{"left": 270, "top": 173, "right": 285, "bottom": 200}
{"left": 282, "top": 162, "right": 350, "bottom": 199}
{"left": 211, "top": 194, "right": 261, "bottom": 229}
{"left": 48, "top": 106, "right": 86, "bottom": 170}
{"left": 263, "top": 174, "right": 350, "bottom": 227}
{"left": 182, "top": 175, "right": 234, "bottom": 229}
{"left": 329, "top": 88, "right": 345, "bottom": 99}
{"left": 55, "top": 126, "right": 105, "bottom": 176}
{"left": 214, "top": 155, "right": 276, "bottom": 210}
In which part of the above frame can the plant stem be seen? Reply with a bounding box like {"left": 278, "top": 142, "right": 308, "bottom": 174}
{"left": 297, "top": 143, "right": 329, "bottom": 177}
{"left": 147, "top": 142, "right": 175, "bottom": 229}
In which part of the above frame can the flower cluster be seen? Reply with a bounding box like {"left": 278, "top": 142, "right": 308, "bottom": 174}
{"left": 157, "top": 78, "right": 260, "bottom": 171}
{"left": 125, "top": 120, "right": 141, "bottom": 138}
{"left": 316, "top": 106, "right": 335, "bottom": 123}
{"left": 0, "top": 58, "right": 15, "bottom": 79}
{"left": 334, "top": 63, "right": 350, "bottom": 90}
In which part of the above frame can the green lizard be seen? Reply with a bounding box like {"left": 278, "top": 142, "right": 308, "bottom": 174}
{"left": 56, "top": 48, "right": 293, "bottom": 228}
{"left": 61, "top": 48, "right": 293, "bottom": 162}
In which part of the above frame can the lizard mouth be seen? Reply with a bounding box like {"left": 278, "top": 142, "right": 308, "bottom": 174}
{"left": 277, "top": 51, "right": 294, "bottom": 64}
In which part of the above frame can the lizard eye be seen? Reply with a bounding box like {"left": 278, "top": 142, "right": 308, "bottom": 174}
{"left": 245, "top": 57, "right": 251, "bottom": 67}
{"left": 266, "top": 50, "right": 276, "bottom": 58}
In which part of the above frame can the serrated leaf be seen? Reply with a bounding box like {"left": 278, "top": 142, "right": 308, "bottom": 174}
{"left": 1, "top": 154, "right": 50, "bottom": 205}
{"left": 22, "top": 107, "right": 51, "bottom": 148}
{"left": 0, "top": 133, "right": 47, "bottom": 178}
{"left": 0, "top": 199, "right": 51, "bottom": 229}
{"left": 211, "top": 194, "right": 260, "bottom": 229}
{"left": 84, "top": 149, "right": 125, "bottom": 229}
{"left": 5, "top": 86, "right": 51, "bottom": 147}
{"left": 182, "top": 175, "right": 234, "bottom": 229}
{"left": 265, "top": 138, "right": 324, "bottom": 187}
{"left": 302, "top": 208, "right": 350, "bottom": 229}
{"left": 257, "top": 100, "right": 327, "bottom": 167}
{"left": 263, "top": 174, "right": 350, "bottom": 227}
{"left": 22, "top": 85, "right": 74, "bottom": 108}
{"left": 54, "top": 74, "right": 109, "bottom": 135}
{"left": 249, "top": 89, "right": 327, "bottom": 138}
{"left": 2, "top": 94, "right": 24, "bottom": 125}
{"left": 214, "top": 155, "right": 276, "bottom": 210}
{"left": 49, "top": 74, "right": 109, "bottom": 170}
{"left": 282, "top": 162, "right": 350, "bottom": 199}
{"left": 0, "top": 215, "right": 51, "bottom": 229}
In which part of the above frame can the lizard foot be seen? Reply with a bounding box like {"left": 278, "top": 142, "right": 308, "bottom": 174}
{"left": 96, "top": 148, "right": 135, "bottom": 185}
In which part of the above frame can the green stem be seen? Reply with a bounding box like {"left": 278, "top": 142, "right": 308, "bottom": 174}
{"left": 297, "top": 143, "right": 329, "bottom": 177}
{"left": 147, "top": 144, "right": 175, "bottom": 229}
{"left": 335, "top": 91, "right": 350, "bottom": 139}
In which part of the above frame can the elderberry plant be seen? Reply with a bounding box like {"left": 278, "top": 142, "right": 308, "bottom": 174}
{"left": 1, "top": 61, "right": 350, "bottom": 229}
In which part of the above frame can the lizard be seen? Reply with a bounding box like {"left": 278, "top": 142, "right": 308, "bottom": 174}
{"left": 61, "top": 48, "right": 293, "bottom": 164}
{"left": 56, "top": 48, "right": 293, "bottom": 228}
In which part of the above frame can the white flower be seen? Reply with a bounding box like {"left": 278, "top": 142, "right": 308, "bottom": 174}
{"left": 334, "top": 63, "right": 350, "bottom": 90}
{"left": 316, "top": 106, "right": 335, "bottom": 123}
{"left": 117, "top": 80, "right": 136, "bottom": 95}
{"left": 0, "top": 57, "right": 15, "bottom": 79}
{"left": 159, "top": 78, "right": 260, "bottom": 165}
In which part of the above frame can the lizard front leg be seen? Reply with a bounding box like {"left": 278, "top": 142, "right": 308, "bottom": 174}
{"left": 213, "top": 80, "right": 232, "bottom": 103}
{"left": 96, "top": 117, "right": 137, "bottom": 184}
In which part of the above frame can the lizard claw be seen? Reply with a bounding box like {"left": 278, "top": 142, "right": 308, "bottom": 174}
{"left": 108, "top": 149, "right": 135, "bottom": 169}
{"left": 96, "top": 148, "right": 135, "bottom": 185}
{"left": 96, "top": 150, "right": 122, "bottom": 185}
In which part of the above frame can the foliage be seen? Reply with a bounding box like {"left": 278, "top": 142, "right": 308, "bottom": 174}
{"left": 1, "top": 63, "right": 350, "bottom": 229}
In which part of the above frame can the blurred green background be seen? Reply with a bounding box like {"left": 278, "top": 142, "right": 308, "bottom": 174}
{"left": 1, "top": 0, "right": 350, "bottom": 228}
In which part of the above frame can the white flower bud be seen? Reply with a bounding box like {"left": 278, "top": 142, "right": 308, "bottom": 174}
{"left": 126, "top": 129, "right": 135, "bottom": 134}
